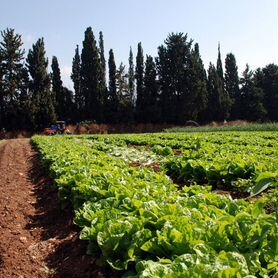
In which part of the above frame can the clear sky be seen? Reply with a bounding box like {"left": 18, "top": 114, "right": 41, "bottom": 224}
{"left": 1, "top": 0, "right": 277, "bottom": 89}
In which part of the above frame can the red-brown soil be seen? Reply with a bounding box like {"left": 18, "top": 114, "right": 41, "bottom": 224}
{"left": 0, "top": 139, "right": 119, "bottom": 278}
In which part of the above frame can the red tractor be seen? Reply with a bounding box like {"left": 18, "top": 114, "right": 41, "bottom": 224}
{"left": 43, "top": 121, "right": 72, "bottom": 135}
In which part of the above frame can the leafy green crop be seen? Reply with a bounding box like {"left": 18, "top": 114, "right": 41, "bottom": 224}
{"left": 32, "top": 132, "right": 278, "bottom": 277}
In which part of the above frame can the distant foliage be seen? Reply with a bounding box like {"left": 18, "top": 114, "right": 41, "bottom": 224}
{"left": 0, "top": 27, "right": 277, "bottom": 130}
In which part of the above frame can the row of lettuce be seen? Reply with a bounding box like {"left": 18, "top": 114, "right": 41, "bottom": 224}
{"left": 80, "top": 132, "right": 278, "bottom": 195}
{"left": 32, "top": 133, "right": 278, "bottom": 277}
{"left": 163, "top": 122, "right": 278, "bottom": 133}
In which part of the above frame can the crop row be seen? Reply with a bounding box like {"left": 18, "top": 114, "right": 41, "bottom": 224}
{"left": 79, "top": 132, "right": 278, "bottom": 194}
{"left": 32, "top": 134, "right": 278, "bottom": 277}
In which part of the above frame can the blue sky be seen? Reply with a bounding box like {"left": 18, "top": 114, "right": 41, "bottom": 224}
{"left": 1, "top": 0, "right": 277, "bottom": 89}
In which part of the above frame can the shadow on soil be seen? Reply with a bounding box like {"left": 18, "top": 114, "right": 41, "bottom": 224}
{"left": 0, "top": 252, "right": 3, "bottom": 270}
{"left": 26, "top": 153, "right": 120, "bottom": 278}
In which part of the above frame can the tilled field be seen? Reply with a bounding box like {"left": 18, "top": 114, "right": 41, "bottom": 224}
{"left": 0, "top": 139, "right": 114, "bottom": 278}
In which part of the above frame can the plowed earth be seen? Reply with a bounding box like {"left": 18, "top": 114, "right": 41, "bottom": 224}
{"left": 0, "top": 139, "right": 118, "bottom": 278}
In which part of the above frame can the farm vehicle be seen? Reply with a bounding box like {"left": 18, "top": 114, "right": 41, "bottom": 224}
{"left": 43, "top": 121, "right": 72, "bottom": 135}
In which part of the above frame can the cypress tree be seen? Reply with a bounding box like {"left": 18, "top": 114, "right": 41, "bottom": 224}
{"left": 80, "top": 27, "right": 100, "bottom": 121}
{"left": 128, "top": 47, "right": 135, "bottom": 105}
{"left": 71, "top": 45, "right": 82, "bottom": 118}
{"left": 51, "top": 56, "right": 64, "bottom": 119}
{"left": 0, "top": 28, "right": 27, "bottom": 129}
{"left": 116, "top": 62, "right": 133, "bottom": 123}
{"left": 99, "top": 31, "right": 106, "bottom": 88}
{"left": 98, "top": 31, "right": 107, "bottom": 122}
{"left": 26, "top": 38, "right": 56, "bottom": 130}
{"left": 189, "top": 43, "right": 208, "bottom": 122}
{"left": 143, "top": 55, "right": 159, "bottom": 123}
{"left": 225, "top": 53, "right": 240, "bottom": 120}
{"left": 216, "top": 44, "right": 224, "bottom": 81}
{"left": 106, "top": 49, "right": 118, "bottom": 123}
{"left": 156, "top": 45, "right": 169, "bottom": 123}
{"left": 16, "top": 66, "right": 30, "bottom": 130}
{"left": 206, "top": 62, "right": 219, "bottom": 122}
{"left": 62, "top": 87, "right": 74, "bottom": 122}
{"left": 108, "top": 49, "right": 117, "bottom": 99}
{"left": 116, "top": 63, "right": 128, "bottom": 96}
{"left": 135, "top": 42, "right": 144, "bottom": 122}
{"left": 216, "top": 44, "right": 231, "bottom": 120}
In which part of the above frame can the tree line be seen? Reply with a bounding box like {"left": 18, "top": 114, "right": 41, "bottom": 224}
{"left": 0, "top": 27, "right": 277, "bottom": 131}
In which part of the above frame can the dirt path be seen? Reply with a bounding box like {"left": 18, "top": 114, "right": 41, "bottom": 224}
{"left": 0, "top": 139, "right": 116, "bottom": 278}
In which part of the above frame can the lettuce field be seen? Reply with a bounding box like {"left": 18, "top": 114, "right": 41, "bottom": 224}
{"left": 32, "top": 132, "right": 278, "bottom": 277}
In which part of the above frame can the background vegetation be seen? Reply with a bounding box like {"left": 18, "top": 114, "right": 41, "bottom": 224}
{"left": 0, "top": 27, "right": 277, "bottom": 131}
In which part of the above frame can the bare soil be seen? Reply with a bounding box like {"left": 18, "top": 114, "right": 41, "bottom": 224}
{"left": 0, "top": 139, "right": 118, "bottom": 278}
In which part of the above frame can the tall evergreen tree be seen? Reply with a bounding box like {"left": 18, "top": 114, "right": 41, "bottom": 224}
{"left": 143, "top": 55, "right": 159, "bottom": 122}
{"left": 188, "top": 43, "right": 208, "bottom": 121}
{"left": 128, "top": 47, "right": 135, "bottom": 105}
{"left": 240, "top": 64, "right": 266, "bottom": 121}
{"left": 206, "top": 62, "right": 219, "bottom": 122}
{"left": 0, "top": 28, "right": 27, "bottom": 129}
{"left": 116, "top": 62, "right": 133, "bottom": 122}
{"left": 106, "top": 49, "right": 118, "bottom": 123}
{"left": 215, "top": 44, "right": 231, "bottom": 120}
{"left": 98, "top": 31, "right": 107, "bottom": 122}
{"left": 16, "top": 65, "right": 30, "bottom": 130}
{"left": 216, "top": 44, "right": 224, "bottom": 81}
{"left": 108, "top": 49, "right": 117, "bottom": 99}
{"left": 135, "top": 42, "right": 144, "bottom": 122}
{"left": 71, "top": 45, "right": 82, "bottom": 118}
{"left": 156, "top": 45, "right": 169, "bottom": 123}
{"left": 51, "top": 56, "right": 63, "bottom": 119}
{"left": 26, "top": 38, "right": 56, "bottom": 130}
{"left": 80, "top": 27, "right": 101, "bottom": 121}
{"left": 254, "top": 64, "right": 278, "bottom": 121}
{"left": 99, "top": 31, "right": 106, "bottom": 88}
{"left": 61, "top": 87, "right": 74, "bottom": 122}
{"left": 156, "top": 33, "right": 193, "bottom": 124}
{"left": 116, "top": 63, "right": 128, "bottom": 96}
{"left": 225, "top": 53, "right": 240, "bottom": 119}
